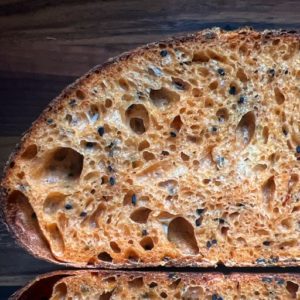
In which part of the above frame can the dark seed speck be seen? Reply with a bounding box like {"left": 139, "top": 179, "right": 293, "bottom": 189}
{"left": 262, "top": 277, "right": 273, "bottom": 283}
{"left": 275, "top": 278, "right": 285, "bottom": 285}
{"left": 131, "top": 194, "right": 137, "bottom": 205}
{"left": 109, "top": 177, "right": 116, "bottom": 186}
{"left": 268, "top": 68, "right": 275, "bottom": 77}
{"left": 296, "top": 146, "right": 300, "bottom": 153}
{"left": 217, "top": 68, "right": 225, "bottom": 76}
{"left": 46, "top": 118, "right": 53, "bottom": 124}
{"left": 142, "top": 229, "right": 148, "bottom": 236}
{"left": 69, "top": 99, "right": 76, "bottom": 107}
{"left": 212, "top": 126, "right": 218, "bottom": 132}
{"left": 86, "top": 142, "right": 94, "bottom": 148}
{"left": 196, "top": 208, "right": 205, "bottom": 215}
{"left": 170, "top": 131, "right": 177, "bottom": 137}
{"left": 160, "top": 50, "right": 168, "bottom": 57}
{"left": 161, "top": 150, "right": 169, "bottom": 156}
{"left": 80, "top": 211, "right": 87, "bottom": 217}
{"left": 65, "top": 203, "right": 73, "bottom": 210}
{"left": 107, "top": 165, "right": 113, "bottom": 172}
{"left": 98, "top": 126, "right": 105, "bottom": 137}
{"left": 238, "top": 96, "right": 246, "bottom": 104}
{"left": 256, "top": 258, "right": 266, "bottom": 264}
{"left": 229, "top": 86, "right": 236, "bottom": 95}
{"left": 195, "top": 218, "right": 201, "bottom": 227}
{"left": 263, "top": 240, "right": 271, "bottom": 246}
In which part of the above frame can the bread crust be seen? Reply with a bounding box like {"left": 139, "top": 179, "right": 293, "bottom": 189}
{"left": 1, "top": 27, "right": 300, "bottom": 268}
{"left": 9, "top": 270, "right": 300, "bottom": 300}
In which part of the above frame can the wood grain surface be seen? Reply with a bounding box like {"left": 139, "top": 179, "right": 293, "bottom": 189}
{"left": 1, "top": 0, "right": 300, "bottom": 298}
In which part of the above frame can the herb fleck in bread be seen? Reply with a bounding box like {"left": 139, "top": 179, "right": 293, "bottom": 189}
{"left": 10, "top": 271, "right": 300, "bottom": 300}
{"left": 1, "top": 28, "right": 300, "bottom": 268}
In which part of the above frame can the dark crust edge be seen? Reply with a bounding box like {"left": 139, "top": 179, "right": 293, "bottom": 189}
{"left": 9, "top": 270, "right": 300, "bottom": 300}
{"left": 1, "top": 27, "right": 300, "bottom": 269}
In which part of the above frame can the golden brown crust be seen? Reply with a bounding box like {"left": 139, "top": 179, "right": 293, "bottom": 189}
{"left": 10, "top": 270, "right": 300, "bottom": 300}
{"left": 2, "top": 27, "right": 300, "bottom": 268}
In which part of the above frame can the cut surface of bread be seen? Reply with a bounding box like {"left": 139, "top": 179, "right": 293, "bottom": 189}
{"left": 2, "top": 28, "right": 300, "bottom": 267}
{"left": 11, "top": 271, "right": 300, "bottom": 300}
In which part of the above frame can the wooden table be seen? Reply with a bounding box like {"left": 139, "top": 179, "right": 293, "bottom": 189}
{"left": 1, "top": 0, "right": 300, "bottom": 298}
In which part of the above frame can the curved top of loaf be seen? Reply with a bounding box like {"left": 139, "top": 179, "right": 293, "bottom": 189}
{"left": 1, "top": 27, "right": 300, "bottom": 268}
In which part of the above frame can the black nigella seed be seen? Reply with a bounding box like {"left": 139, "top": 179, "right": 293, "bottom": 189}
{"left": 284, "top": 69, "right": 289, "bottom": 75}
{"left": 262, "top": 277, "right": 272, "bottom": 283}
{"left": 107, "top": 165, "right": 113, "bottom": 172}
{"left": 217, "top": 68, "right": 225, "bottom": 76}
{"left": 161, "top": 150, "right": 169, "bottom": 156}
{"left": 212, "top": 126, "right": 217, "bottom": 132}
{"left": 170, "top": 131, "right": 177, "bottom": 137}
{"left": 98, "top": 126, "right": 105, "bottom": 137}
{"left": 65, "top": 203, "right": 73, "bottom": 210}
{"left": 296, "top": 145, "right": 300, "bottom": 153}
{"left": 131, "top": 194, "right": 137, "bottom": 205}
{"left": 283, "top": 128, "right": 288, "bottom": 136}
{"left": 174, "top": 81, "right": 184, "bottom": 90}
{"left": 211, "top": 239, "right": 217, "bottom": 245}
{"left": 256, "top": 258, "right": 266, "bottom": 264}
{"left": 86, "top": 142, "right": 94, "bottom": 148}
{"left": 206, "top": 241, "right": 212, "bottom": 248}
{"left": 268, "top": 68, "right": 275, "bottom": 77}
{"left": 196, "top": 208, "right": 205, "bottom": 215}
{"left": 69, "top": 99, "right": 76, "bottom": 107}
{"left": 160, "top": 50, "right": 168, "bottom": 57}
{"left": 275, "top": 278, "right": 285, "bottom": 285}
{"left": 212, "top": 294, "right": 223, "bottom": 300}
{"left": 229, "top": 86, "right": 236, "bottom": 95}
{"left": 219, "top": 218, "right": 225, "bottom": 224}
{"left": 142, "top": 229, "right": 148, "bottom": 236}
{"left": 80, "top": 211, "right": 87, "bottom": 217}
{"left": 195, "top": 218, "right": 201, "bottom": 227}
{"left": 46, "top": 118, "right": 53, "bottom": 124}
{"left": 238, "top": 96, "right": 245, "bottom": 104}
{"left": 263, "top": 240, "right": 271, "bottom": 246}
{"left": 109, "top": 176, "right": 116, "bottom": 186}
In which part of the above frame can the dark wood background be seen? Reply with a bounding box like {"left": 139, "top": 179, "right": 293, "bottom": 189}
{"left": 1, "top": 0, "right": 300, "bottom": 298}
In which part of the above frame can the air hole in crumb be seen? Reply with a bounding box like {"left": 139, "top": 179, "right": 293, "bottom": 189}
{"left": 140, "top": 236, "right": 154, "bottom": 251}
{"left": 170, "top": 115, "right": 183, "bottom": 132}
{"left": 17, "top": 171, "right": 25, "bottom": 179}
{"left": 53, "top": 282, "right": 67, "bottom": 298}
{"left": 43, "top": 193, "right": 66, "bottom": 215}
{"left": 167, "top": 217, "right": 199, "bottom": 255}
{"left": 99, "top": 291, "right": 113, "bottom": 300}
{"left": 274, "top": 87, "right": 285, "bottom": 105}
{"left": 98, "top": 251, "right": 113, "bottom": 262}
{"left": 21, "top": 144, "right": 38, "bottom": 160}
{"left": 37, "top": 147, "right": 83, "bottom": 182}
{"left": 286, "top": 281, "right": 299, "bottom": 298}
{"left": 130, "top": 207, "right": 152, "bottom": 223}
{"left": 105, "top": 99, "right": 113, "bottom": 108}
{"left": 209, "top": 80, "right": 218, "bottom": 90}
{"left": 125, "top": 249, "right": 139, "bottom": 261}
{"left": 262, "top": 176, "right": 276, "bottom": 203}
{"left": 204, "top": 97, "right": 214, "bottom": 107}
{"left": 192, "top": 88, "right": 202, "bottom": 97}
{"left": 110, "top": 241, "right": 121, "bottom": 253}
{"left": 236, "top": 68, "right": 248, "bottom": 82}
{"left": 143, "top": 151, "right": 155, "bottom": 161}
{"left": 216, "top": 108, "right": 229, "bottom": 122}
{"left": 76, "top": 89, "right": 85, "bottom": 100}
{"left": 125, "top": 104, "right": 149, "bottom": 134}
{"left": 150, "top": 87, "right": 180, "bottom": 107}
{"left": 192, "top": 51, "right": 209, "bottom": 62}
{"left": 172, "top": 77, "right": 190, "bottom": 91}
{"left": 119, "top": 78, "right": 129, "bottom": 91}
{"left": 262, "top": 126, "right": 269, "bottom": 144}
{"left": 236, "top": 111, "right": 256, "bottom": 145}
{"left": 128, "top": 277, "right": 144, "bottom": 288}
{"left": 138, "top": 140, "right": 150, "bottom": 151}
{"left": 181, "top": 152, "right": 190, "bottom": 161}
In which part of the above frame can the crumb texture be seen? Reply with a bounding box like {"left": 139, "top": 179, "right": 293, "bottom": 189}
{"left": 3, "top": 28, "right": 300, "bottom": 267}
{"left": 48, "top": 273, "right": 300, "bottom": 300}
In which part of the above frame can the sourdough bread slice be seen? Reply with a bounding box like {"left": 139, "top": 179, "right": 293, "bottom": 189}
{"left": 1, "top": 28, "right": 300, "bottom": 268}
{"left": 10, "top": 271, "right": 300, "bottom": 300}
